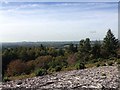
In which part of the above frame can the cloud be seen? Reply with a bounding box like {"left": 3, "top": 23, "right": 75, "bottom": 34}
{"left": 1, "top": 2, "right": 117, "bottom": 11}
{"left": 1, "top": 2, "right": 117, "bottom": 20}
{"left": 1, "top": 0, "right": 120, "bottom": 2}
{"left": 0, "top": 2, "right": 118, "bottom": 42}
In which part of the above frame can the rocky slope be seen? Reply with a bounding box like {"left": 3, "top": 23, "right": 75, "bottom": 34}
{"left": 1, "top": 66, "right": 120, "bottom": 90}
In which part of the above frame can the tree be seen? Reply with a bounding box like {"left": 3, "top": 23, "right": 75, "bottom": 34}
{"left": 77, "top": 38, "right": 91, "bottom": 62}
{"left": 48, "top": 48, "right": 57, "bottom": 57}
{"left": 78, "top": 38, "right": 91, "bottom": 53}
{"left": 68, "top": 44, "right": 74, "bottom": 53}
{"left": 102, "top": 29, "right": 119, "bottom": 57}
{"left": 57, "top": 48, "right": 64, "bottom": 56}
{"left": 78, "top": 39, "right": 85, "bottom": 52}
{"left": 18, "top": 47, "right": 29, "bottom": 61}
{"left": 91, "top": 41, "right": 101, "bottom": 59}
{"left": 84, "top": 38, "right": 91, "bottom": 53}
{"left": 40, "top": 44, "right": 45, "bottom": 50}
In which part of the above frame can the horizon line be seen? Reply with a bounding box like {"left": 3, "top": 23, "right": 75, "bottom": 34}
{"left": 1, "top": 40, "right": 103, "bottom": 43}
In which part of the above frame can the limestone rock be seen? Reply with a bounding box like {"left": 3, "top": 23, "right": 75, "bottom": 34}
{"left": 1, "top": 66, "right": 120, "bottom": 90}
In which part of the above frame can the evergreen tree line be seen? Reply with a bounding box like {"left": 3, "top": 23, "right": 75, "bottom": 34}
{"left": 2, "top": 29, "right": 120, "bottom": 78}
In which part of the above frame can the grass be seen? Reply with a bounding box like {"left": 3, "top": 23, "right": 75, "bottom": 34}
{"left": 85, "top": 63, "right": 96, "bottom": 68}
{"left": 62, "top": 65, "right": 76, "bottom": 71}
{"left": 85, "top": 59, "right": 116, "bottom": 68}
{"left": 8, "top": 73, "right": 35, "bottom": 81}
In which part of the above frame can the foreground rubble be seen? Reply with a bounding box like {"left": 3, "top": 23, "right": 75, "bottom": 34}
{"left": 1, "top": 66, "right": 120, "bottom": 90}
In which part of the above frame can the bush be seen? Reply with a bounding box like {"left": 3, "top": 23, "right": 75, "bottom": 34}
{"left": 75, "top": 62, "right": 85, "bottom": 70}
{"left": 55, "top": 66, "right": 62, "bottom": 72}
{"left": 92, "top": 59, "right": 98, "bottom": 63}
{"left": 6, "top": 60, "right": 27, "bottom": 76}
{"left": 48, "top": 56, "right": 68, "bottom": 72}
{"left": 26, "top": 60, "right": 35, "bottom": 74}
{"left": 35, "top": 68, "right": 47, "bottom": 76}
{"left": 47, "top": 66, "right": 62, "bottom": 74}
{"left": 34, "top": 56, "right": 52, "bottom": 69}
{"left": 3, "top": 77, "right": 10, "bottom": 82}
{"left": 47, "top": 67, "right": 55, "bottom": 74}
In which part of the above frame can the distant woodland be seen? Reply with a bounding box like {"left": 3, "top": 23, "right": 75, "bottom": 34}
{"left": 2, "top": 29, "right": 120, "bottom": 81}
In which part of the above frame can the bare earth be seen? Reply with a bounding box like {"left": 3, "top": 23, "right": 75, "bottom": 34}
{"left": 1, "top": 66, "right": 120, "bottom": 90}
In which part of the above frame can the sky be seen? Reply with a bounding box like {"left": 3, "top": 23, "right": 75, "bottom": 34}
{"left": 0, "top": 1, "right": 118, "bottom": 42}
{"left": 0, "top": 0, "right": 120, "bottom": 2}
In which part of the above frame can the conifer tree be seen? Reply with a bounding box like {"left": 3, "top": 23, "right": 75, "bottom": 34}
{"left": 102, "top": 29, "right": 119, "bottom": 57}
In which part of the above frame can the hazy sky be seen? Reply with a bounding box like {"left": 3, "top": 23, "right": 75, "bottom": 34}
{"left": 0, "top": 1, "right": 118, "bottom": 42}
{"left": 0, "top": 0, "right": 119, "bottom": 2}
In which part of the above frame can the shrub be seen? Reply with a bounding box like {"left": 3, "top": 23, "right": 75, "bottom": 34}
{"left": 35, "top": 68, "right": 47, "bottom": 76}
{"left": 6, "top": 60, "right": 27, "bottom": 76}
{"left": 67, "top": 54, "right": 77, "bottom": 65}
{"left": 92, "top": 59, "right": 98, "bottom": 63}
{"left": 75, "top": 62, "right": 85, "bottom": 70}
{"left": 34, "top": 56, "right": 52, "bottom": 69}
{"left": 3, "top": 77, "right": 10, "bottom": 82}
{"left": 26, "top": 60, "right": 35, "bottom": 74}
{"left": 48, "top": 56, "right": 68, "bottom": 72}
{"left": 55, "top": 66, "right": 62, "bottom": 72}
{"left": 47, "top": 67, "right": 56, "bottom": 74}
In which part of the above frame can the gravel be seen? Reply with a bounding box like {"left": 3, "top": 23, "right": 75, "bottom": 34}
{"left": 1, "top": 66, "right": 120, "bottom": 90}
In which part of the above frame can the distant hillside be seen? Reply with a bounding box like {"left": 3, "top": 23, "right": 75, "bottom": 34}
{"left": 2, "top": 41, "right": 79, "bottom": 49}
{"left": 2, "top": 41, "right": 102, "bottom": 49}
